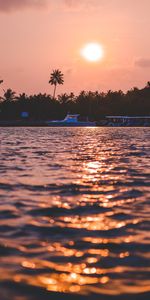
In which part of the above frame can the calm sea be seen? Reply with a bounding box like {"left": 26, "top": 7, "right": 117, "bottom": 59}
{"left": 0, "top": 127, "right": 150, "bottom": 300}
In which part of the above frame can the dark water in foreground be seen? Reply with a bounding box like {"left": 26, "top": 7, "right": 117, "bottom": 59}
{"left": 0, "top": 127, "right": 150, "bottom": 300}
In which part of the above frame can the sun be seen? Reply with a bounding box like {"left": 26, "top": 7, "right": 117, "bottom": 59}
{"left": 80, "top": 43, "right": 104, "bottom": 62}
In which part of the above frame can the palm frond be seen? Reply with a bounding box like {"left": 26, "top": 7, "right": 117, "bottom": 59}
{"left": 49, "top": 69, "right": 64, "bottom": 86}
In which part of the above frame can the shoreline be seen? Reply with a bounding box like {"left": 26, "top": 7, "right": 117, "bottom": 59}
{"left": 0, "top": 121, "right": 150, "bottom": 127}
{"left": 0, "top": 123, "right": 150, "bottom": 127}
{"left": 0, "top": 116, "right": 150, "bottom": 127}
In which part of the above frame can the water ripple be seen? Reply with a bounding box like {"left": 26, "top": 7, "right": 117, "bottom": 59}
{"left": 0, "top": 127, "right": 150, "bottom": 300}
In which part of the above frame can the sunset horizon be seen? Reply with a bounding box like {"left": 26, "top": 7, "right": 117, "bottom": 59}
{"left": 0, "top": 0, "right": 150, "bottom": 95}
{"left": 0, "top": 2, "right": 150, "bottom": 300}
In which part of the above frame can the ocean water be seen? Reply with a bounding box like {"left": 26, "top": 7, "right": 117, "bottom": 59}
{"left": 0, "top": 127, "right": 150, "bottom": 300}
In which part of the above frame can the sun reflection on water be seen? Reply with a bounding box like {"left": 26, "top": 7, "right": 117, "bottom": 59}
{"left": 0, "top": 127, "right": 150, "bottom": 298}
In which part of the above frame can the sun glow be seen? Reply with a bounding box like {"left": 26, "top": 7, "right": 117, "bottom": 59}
{"left": 80, "top": 43, "right": 104, "bottom": 62}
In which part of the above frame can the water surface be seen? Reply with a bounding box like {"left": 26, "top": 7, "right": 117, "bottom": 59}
{"left": 0, "top": 127, "right": 150, "bottom": 300}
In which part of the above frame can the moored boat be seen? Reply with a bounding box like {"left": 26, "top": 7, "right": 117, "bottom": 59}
{"left": 46, "top": 114, "right": 96, "bottom": 127}
{"left": 96, "top": 116, "right": 150, "bottom": 127}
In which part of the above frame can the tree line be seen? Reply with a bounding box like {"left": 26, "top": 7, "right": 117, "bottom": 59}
{"left": 0, "top": 71, "right": 150, "bottom": 121}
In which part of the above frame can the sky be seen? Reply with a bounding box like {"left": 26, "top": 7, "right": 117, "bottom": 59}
{"left": 0, "top": 0, "right": 150, "bottom": 96}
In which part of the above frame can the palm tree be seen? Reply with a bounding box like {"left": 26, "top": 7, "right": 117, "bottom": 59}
{"left": 0, "top": 79, "right": 3, "bottom": 102}
{"left": 146, "top": 81, "right": 150, "bottom": 88}
{"left": 3, "top": 88, "right": 16, "bottom": 102}
{"left": 17, "top": 93, "right": 28, "bottom": 102}
{"left": 49, "top": 69, "right": 64, "bottom": 99}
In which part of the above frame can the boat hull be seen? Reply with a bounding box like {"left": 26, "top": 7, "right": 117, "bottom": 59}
{"left": 46, "top": 121, "right": 96, "bottom": 127}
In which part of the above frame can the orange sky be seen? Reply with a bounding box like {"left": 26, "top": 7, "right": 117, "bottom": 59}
{"left": 0, "top": 0, "right": 150, "bottom": 96}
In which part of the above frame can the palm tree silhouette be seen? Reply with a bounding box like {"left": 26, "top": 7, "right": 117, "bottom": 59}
{"left": 3, "top": 88, "right": 16, "bottom": 102}
{"left": 0, "top": 79, "right": 3, "bottom": 101}
{"left": 49, "top": 69, "right": 64, "bottom": 99}
{"left": 146, "top": 81, "right": 150, "bottom": 88}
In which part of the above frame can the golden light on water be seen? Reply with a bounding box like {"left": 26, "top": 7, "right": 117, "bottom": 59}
{"left": 80, "top": 43, "right": 104, "bottom": 62}
{"left": 1, "top": 130, "right": 150, "bottom": 299}
{"left": 12, "top": 157, "right": 149, "bottom": 296}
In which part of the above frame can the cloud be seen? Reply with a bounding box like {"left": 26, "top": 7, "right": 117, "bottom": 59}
{"left": 0, "top": 0, "right": 104, "bottom": 13}
{"left": 63, "top": 0, "right": 79, "bottom": 7}
{"left": 62, "top": 0, "right": 103, "bottom": 6}
{"left": 60, "top": 0, "right": 105, "bottom": 11}
{"left": 135, "top": 58, "right": 150, "bottom": 68}
{"left": 65, "top": 68, "right": 73, "bottom": 75}
{"left": 0, "top": 0, "right": 48, "bottom": 12}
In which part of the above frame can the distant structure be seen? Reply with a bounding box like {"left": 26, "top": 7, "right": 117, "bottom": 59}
{"left": 21, "top": 112, "right": 29, "bottom": 118}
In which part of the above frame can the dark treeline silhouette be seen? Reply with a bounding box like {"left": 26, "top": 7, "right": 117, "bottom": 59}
{"left": 0, "top": 83, "right": 150, "bottom": 121}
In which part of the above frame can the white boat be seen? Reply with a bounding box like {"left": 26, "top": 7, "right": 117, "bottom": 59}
{"left": 46, "top": 114, "right": 96, "bottom": 127}
{"left": 96, "top": 116, "right": 150, "bottom": 126}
